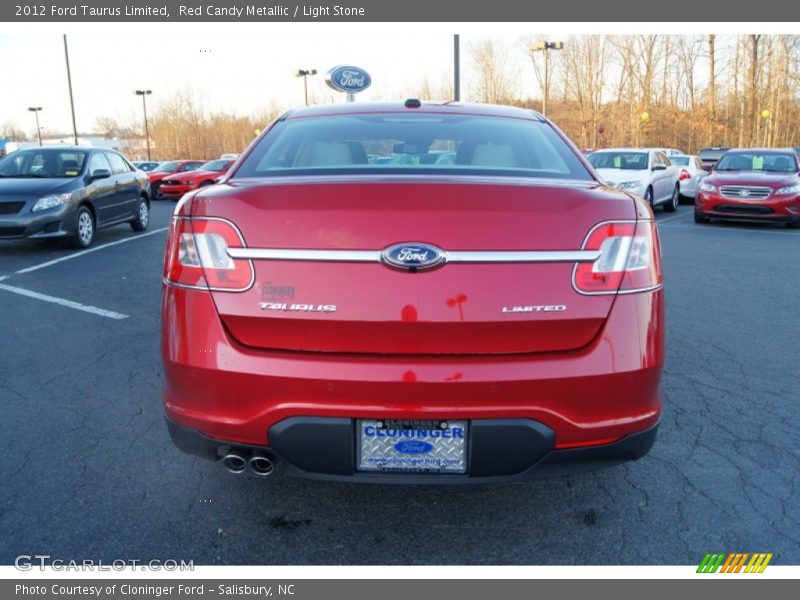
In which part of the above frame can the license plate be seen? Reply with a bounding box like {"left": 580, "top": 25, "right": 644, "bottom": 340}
{"left": 356, "top": 419, "right": 468, "bottom": 473}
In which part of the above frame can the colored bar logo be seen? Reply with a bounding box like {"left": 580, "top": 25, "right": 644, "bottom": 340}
{"left": 697, "top": 552, "right": 773, "bottom": 573}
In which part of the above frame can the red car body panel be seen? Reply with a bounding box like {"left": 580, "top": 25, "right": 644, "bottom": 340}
{"left": 159, "top": 161, "right": 234, "bottom": 200}
{"left": 195, "top": 178, "right": 632, "bottom": 355}
{"left": 160, "top": 103, "right": 665, "bottom": 482}
{"left": 162, "top": 285, "right": 663, "bottom": 449}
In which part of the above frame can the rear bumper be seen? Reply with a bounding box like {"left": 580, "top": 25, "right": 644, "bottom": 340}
{"left": 167, "top": 417, "right": 659, "bottom": 483}
{"left": 162, "top": 284, "right": 664, "bottom": 479}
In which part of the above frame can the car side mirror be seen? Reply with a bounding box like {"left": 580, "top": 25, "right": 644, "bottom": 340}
{"left": 90, "top": 168, "right": 112, "bottom": 181}
{"left": 652, "top": 164, "right": 667, "bottom": 171}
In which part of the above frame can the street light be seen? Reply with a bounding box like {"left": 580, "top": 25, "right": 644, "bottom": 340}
{"left": 28, "top": 107, "right": 43, "bottom": 146}
{"left": 135, "top": 90, "right": 152, "bottom": 161}
{"left": 529, "top": 40, "right": 564, "bottom": 117}
{"left": 295, "top": 69, "right": 317, "bottom": 106}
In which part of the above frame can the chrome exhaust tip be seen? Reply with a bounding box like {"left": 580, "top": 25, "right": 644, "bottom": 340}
{"left": 222, "top": 452, "right": 248, "bottom": 474}
{"left": 249, "top": 453, "right": 275, "bottom": 477}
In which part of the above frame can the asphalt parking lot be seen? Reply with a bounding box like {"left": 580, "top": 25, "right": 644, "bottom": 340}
{"left": 1, "top": 201, "right": 798, "bottom": 566}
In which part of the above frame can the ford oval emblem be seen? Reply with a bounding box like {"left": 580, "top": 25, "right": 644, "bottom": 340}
{"left": 394, "top": 440, "right": 434, "bottom": 455}
{"left": 325, "top": 65, "right": 372, "bottom": 94}
{"left": 381, "top": 243, "right": 447, "bottom": 271}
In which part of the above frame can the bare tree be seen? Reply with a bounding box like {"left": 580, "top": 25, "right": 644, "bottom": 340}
{"left": 470, "top": 39, "right": 517, "bottom": 104}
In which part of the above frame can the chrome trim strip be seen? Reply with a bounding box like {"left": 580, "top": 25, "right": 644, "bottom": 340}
{"left": 446, "top": 250, "right": 600, "bottom": 263}
{"left": 227, "top": 248, "right": 601, "bottom": 264}
{"left": 227, "top": 248, "right": 381, "bottom": 262}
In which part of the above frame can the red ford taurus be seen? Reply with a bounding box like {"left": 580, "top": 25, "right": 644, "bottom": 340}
{"left": 161, "top": 101, "right": 664, "bottom": 483}
{"left": 694, "top": 149, "right": 800, "bottom": 228}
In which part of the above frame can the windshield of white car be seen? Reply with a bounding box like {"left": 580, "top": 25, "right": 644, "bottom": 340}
{"left": 587, "top": 152, "right": 648, "bottom": 170}
{"left": 669, "top": 156, "right": 690, "bottom": 166}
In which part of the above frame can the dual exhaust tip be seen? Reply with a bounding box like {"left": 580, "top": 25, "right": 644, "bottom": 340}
{"left": 222, "top": 450, "right": 275, "bottom": 476}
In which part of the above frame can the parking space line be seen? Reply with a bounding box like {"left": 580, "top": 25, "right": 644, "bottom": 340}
{"left": 0, "top": 283, "right": 129, "bottom": 320}
{"left": 656, "top": 211, "right": 694, "bottom": 225}
{"left": 12, "top": 227, "right": 168, "bottom": 277}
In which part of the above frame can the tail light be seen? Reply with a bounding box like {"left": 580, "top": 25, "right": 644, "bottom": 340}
{"left": 573, "top": 220, "right": 663, "bottom": 295}
{"left": 163, "top": 217, "right": 254, "bottom": 291}
{"left": 679, "top": 169, "right": 691, "bottom": 181}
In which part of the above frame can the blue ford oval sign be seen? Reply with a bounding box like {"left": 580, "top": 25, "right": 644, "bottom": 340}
{"left": 381, "top": 243, "right": 447, "bottom": 271}
{"left": 325, "top": 65, "right": 372, "bottom": 94}
{"left": 394, "top": 440, "right": 434, "bottom": 455}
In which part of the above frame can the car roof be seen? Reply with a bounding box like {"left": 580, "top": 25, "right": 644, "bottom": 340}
{"left": 591, "top": 148, "right": 652, "bottom": 153}
{"left": 723, "top": 147, "right": 797, "bottom": 153}
{"left": 16, "top": 146, "right": 100, "bottom": 152}
{"left": 284, "top": 101, "right": 545, "bottom": 121}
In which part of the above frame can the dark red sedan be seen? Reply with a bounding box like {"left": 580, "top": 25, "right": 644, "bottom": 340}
{"left": 159, "top": 159, "right": 234, "bottom": 200}
{"left": 161, "top": 101, "right": 664, "bottom": 483}
{"left": 694, "top": 149, "right": 800, "bottom": 228}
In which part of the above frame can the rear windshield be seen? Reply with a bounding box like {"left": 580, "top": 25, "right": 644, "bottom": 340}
{"left": 715, "top": 152, "right": 798, "bottom": 173}
{"left": 588, "top": 151, "right": 648, "bottom": 170}
{"left": 669, "top": 156, "right": 690, "bottom": 166}
{"left": 0, "top": 149, "right": 87, "bottom": 178}
{"left": 234, "top": 113, "right": 592, "bottom": 181}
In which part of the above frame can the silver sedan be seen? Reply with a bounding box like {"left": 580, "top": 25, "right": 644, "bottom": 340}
{"left": 670, "top": 155, "right": 708, "bottom": 202}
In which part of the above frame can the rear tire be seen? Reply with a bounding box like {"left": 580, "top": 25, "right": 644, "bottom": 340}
{"left": 69, "top": 206, "right": 95, "bottom": 249}
{"left": 644, "top": 187, "right": 654, "bottom": 208}
{"left": 664, "top": 184, "right": 679, "bottom": 212}
{"left": 199, "top": 180, "right": 214, "bottom": 187}
{"left": 130, "top": 197, "right": 150, "bottom": 232}
{"left": 694, "top": 210, "right": 710, "bottom": 224}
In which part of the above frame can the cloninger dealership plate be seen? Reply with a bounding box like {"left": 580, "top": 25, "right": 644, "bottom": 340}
{"left": 356, "top": 419, "right": 468, "bottom": 473}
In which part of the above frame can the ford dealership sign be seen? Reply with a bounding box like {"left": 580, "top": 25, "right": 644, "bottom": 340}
{"left": 325, "top": 65, "right": 372, "bottom": 94}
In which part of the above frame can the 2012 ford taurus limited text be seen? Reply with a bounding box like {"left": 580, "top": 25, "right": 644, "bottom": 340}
{"left": 161, "top": 101, "right": 664, "bottom": 483}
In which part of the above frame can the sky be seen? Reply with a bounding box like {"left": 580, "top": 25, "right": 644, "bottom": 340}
{"left": 0, "top": 30, "right": 541, "bottom": 138}
{"left": 3, "top": 22, "right": 793, "bottom": 140}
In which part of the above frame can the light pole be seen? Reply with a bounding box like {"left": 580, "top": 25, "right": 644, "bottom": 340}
{"left": 529, "top": 40, "right": 564, "bottom": 117}
{"left": 295, "top": 69, "right": 317, "bottom": 106}
{"left": 135, "top": 90, "right": 152, "bottom": 161}
{"left": 28, "top": 107, "right": 43, "bottom": 146}
{"left": 453, "top": 34, "right": 461, "bottom": 101}
{"left": 63, "top": 35, "right": 79, "bottom": 145}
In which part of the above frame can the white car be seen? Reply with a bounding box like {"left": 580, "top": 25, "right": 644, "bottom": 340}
{"left": 587, "top": 148, "right": 681, "bottom": 212}
{"left": 655, "top": 148, "right": 685, "bottom": 157}
{"left": 668, "top": 154, "right": 708, "bottom": 202}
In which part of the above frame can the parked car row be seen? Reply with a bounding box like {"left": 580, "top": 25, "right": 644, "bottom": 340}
{"left": 2, "top": 116, "right": 799, "bottom": 253}
{"left": 133, "top": 156, "right": 238, "bottom": 199}
{"left": 0, "top": 149, "right": 241, "bottom": 248}
{"left": 584, "top": 143, "right": 800, "bottom": 228}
